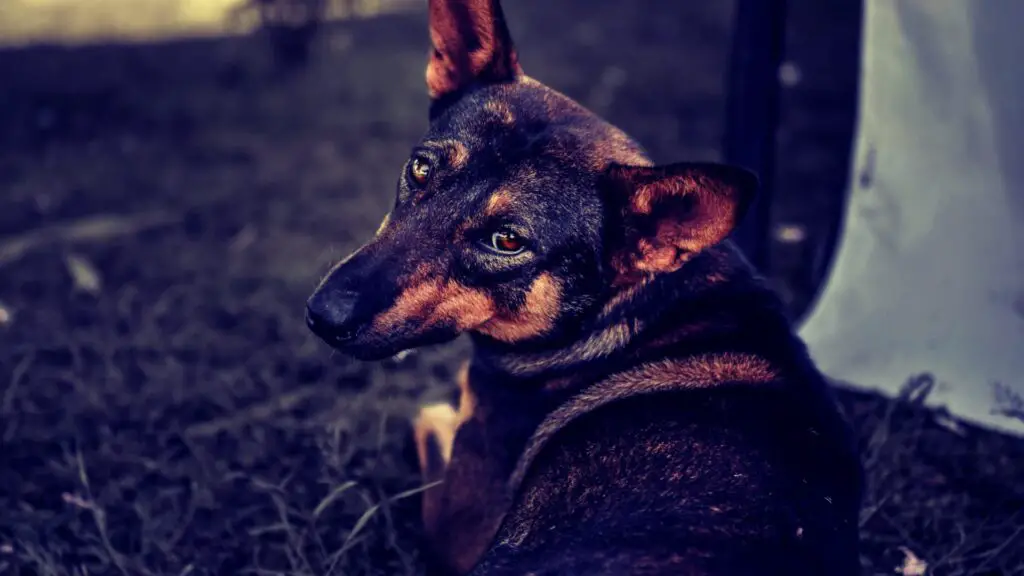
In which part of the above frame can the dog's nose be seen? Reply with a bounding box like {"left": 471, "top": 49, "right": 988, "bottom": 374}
{"left": 306, "top": 290, "right": 361, "bottom": 344}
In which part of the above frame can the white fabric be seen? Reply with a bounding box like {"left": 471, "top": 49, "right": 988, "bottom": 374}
{"left": 799, "top": 0, "right": 1024, "bottom": 436}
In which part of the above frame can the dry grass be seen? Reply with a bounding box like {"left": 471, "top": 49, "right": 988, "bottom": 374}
{"left": 840, "top": 376, "right": 1024, "bottom": 575}
{"left": 0, "top": 2, "right": 1021, "bottom": 575}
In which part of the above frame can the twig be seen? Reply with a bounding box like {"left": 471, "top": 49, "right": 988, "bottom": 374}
{"left": 973, "top": 521, "right": 1023, "bottom": 574}
{"left": 992, "top": 382, "right": 1024, "bottom": 424}
{"left": 324, "top": 480, "right": 442, "bottom": 575}
{"left": 0, "top": 212, "right": 179, "bottom": 268}
{"left": 72, "top": 449, "right": 133, "bottom": 576}
{"left": 859, "top": 489, "right": 895, "bottom": 529}
{"left": 1, "top": 352, "right": 34, "bottom": 416}
{"left": 313, "top": 481, "right": 358, "bottom": 520}
{"left": 184, "top": 386, "right": 321, "bottom": 438}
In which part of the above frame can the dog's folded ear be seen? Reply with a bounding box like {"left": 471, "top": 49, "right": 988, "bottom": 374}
{"left": 601, "top": 162, "right": 759, "bottom": 283}
{"left": 426, "top": 0, "right": 523, "bottom": 116}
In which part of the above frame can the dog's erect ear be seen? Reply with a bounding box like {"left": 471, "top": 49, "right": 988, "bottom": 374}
{"left": 425, "top": 0, "right": 522, "bottom": 109}
{"left": 602, "top": 162, "right": 758, "bottom": 283}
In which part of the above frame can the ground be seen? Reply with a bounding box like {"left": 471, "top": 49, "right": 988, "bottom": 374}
{"left": 0, "top": 2, "right": 1022, "bottom": 575}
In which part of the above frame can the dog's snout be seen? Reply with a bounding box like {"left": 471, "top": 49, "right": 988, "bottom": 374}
{"left": 306, "top": 289, "right": 361, "bottom": 344}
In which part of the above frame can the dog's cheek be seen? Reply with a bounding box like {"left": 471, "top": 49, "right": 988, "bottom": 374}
{"left": 370, "top": 279, "right": 447, "bottom": 337}
{"left": 476, "top": 273, "right": 562, "bottom": 343}
{"left": 430, "top": 282, "right": 496, "bottom": 331}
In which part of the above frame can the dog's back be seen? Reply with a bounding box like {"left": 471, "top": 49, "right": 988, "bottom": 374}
{"left": 471, "top": 252, "right": 863, "bottom": 575}
{"left": 474, "top": 388, "right": 861, "bottom": 575}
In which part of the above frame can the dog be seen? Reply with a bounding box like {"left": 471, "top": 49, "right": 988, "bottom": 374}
{"left": 305, "top": 0, "right": 864, "bottom": 573}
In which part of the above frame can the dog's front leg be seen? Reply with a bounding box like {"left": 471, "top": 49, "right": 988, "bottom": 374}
{"left": 414, "top": 360, "right": 474, "bottom": 536}
{"left": 413, "top": 361, "right": 515, "bottom": 575}
{"left": 414, "top": 401, "right": 459, "bottom": 536}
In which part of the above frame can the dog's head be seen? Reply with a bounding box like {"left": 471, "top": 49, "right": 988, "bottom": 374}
{"left": 306, "top": 0, "right": 758, "bottom": 361}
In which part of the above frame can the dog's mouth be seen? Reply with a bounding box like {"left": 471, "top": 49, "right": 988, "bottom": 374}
{"left": 306, "top": 281, "right": 466, "bottom": 362}
{"left": 345, "top": 345, "right": 416, "bottom": 363}
{"left": 306, "top": 315, "right": 453, "bottom": 363}
{"left": 318, "top": 337, "right": 404, "bottom": 362}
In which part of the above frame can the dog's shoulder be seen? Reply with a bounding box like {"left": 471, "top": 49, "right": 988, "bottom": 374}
{"left": 506, "top": 351, "right": 784, "bottom": 492}
{"left": 479, "top": 350, "right": 862, "bottom": 575}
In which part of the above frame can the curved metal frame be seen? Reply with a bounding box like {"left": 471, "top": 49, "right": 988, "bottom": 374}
{"left": 721, "top": 0, "right": 788, "bottom": 272}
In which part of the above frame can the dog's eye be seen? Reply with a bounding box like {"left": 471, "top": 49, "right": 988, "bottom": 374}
{"left": 487, "top": 230, "right": 525, "bottom": 255}
{"left": 408, "top": 156, "right": 432, "bottom": 186}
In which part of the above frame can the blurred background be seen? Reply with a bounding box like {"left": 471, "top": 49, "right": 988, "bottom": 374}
{"left": 0, "top": 1, "right": 1019, "bottom": 575}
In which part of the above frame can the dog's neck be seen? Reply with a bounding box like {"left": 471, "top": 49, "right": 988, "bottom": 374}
{"left": 470, "top": 242, "right": 792, "bottom": 386}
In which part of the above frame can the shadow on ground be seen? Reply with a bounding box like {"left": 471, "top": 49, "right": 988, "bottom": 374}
{"left": 0, "top": 2, "right": 1021, "bottom": 575}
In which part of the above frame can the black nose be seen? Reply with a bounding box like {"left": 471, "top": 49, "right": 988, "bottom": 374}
{"left": 306, "top": 289, "right": 361, "bottom": 345}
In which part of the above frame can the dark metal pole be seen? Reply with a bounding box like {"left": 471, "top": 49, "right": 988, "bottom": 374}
{"left": 721, "top": 0, "right": 788, "bottom": 272}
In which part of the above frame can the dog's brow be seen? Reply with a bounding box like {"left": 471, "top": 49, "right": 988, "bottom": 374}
{"left": 483, "top": 99, "right": 515, "bottom": 125}
{"left": 484, "top": 189, "right": 515, "bottom": 216}
{"left": 423, "top": 139, "right": 470, "bottom": 170}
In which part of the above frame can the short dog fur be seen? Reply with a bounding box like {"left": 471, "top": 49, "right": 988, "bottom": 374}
{"left": 305, "top": 0, "right": 864, "bottom": 573}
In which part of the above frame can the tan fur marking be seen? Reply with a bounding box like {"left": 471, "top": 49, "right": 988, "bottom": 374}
{"left": 371, "top": 273, "right": 500, "bottom": 336}
{"left": 484, "top": 188, "right": 514, "bottom": 217}
{"left": 431, "top": 283, "right": 496, "bottom": 330}
{"left": 454, "top": 360, "right": 475, "bottom": 425}
{"left": 415, "top": 358, "right": 511, "bottom": 575}
{"left": 413, "top": 361, "right": 474, "bottom": 475}
{"left": 477, "top": 273, "right": 561, "bottom": 342}
{"left": 413, "top": 401, "right": 458, "bottom": 544}
{"left": 484, "top": 99, "right": 515, "bottom": 125}
{"left": 441, "top": 139, "right": 470, "bottom": 170}
{"left": 371, "top": 280, "right": 445, "bottom": 332}
{"left": 376, "top": 274, "right": 560, "bottom": 345}
{"left": 508, "top": 353, "right": 780, "bottom": 494}
{"left": 414, "top": 402, "right": 459, "bottom": 468}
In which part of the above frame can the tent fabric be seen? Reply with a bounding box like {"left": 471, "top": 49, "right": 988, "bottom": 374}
{"left": 799, "top": 0, "right": 1024, "bottom": 436}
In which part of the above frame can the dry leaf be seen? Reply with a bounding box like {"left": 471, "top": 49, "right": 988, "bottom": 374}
{"left": 896, "top": 547, "right": 927, "bottom": 576}
{"left": 229, "top": 225, "right": 258, "bottom": 253}
{"left": 65, "top": 253, "right": 102, "bottom": 294}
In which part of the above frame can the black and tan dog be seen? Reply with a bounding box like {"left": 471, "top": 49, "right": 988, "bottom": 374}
{"left": 306, "top": 0, "right": 863, "bottom": 573}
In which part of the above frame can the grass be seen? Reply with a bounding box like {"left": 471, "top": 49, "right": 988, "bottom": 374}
{"left": 0, "top": 2, "right": 1021, "bottom": 574}
{"left": 842, "top": 377, "right": 1024, "bottom": 575}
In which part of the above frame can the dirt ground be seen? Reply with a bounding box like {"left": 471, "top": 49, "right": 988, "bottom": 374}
{"left": 0, "top": 2, "right": 1022, "bottom": 575}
